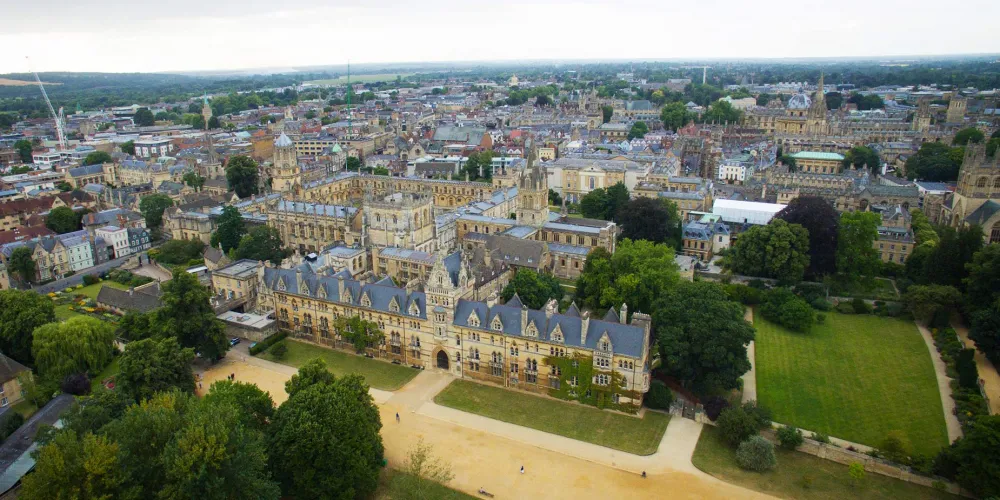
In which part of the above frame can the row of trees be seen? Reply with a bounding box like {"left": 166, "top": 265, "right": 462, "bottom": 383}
{"left": 212, "top": 206, "right": 289, "bottom": 264}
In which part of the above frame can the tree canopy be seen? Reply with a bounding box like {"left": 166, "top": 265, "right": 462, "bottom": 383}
{"left": 841, "top": 145, "right": 880, "bottom": 170}
{"left": 133, "top": 107, "right": 155, "bottom": 126}
{"left": 212, "top": 205, "right": 246, "bottom": 253}
{"left": 120, "top": 140, "right": 136, "bottom": 156}
{"left": 935, "top": 415, "right": 1000, "bottom": 497}
{"left": 138, "top": 194, "right": 174, "bottom": 230}
{"left": 835, "top": 211, "right": 881, "bottom": 285}
{"left": 500, "top": 269, "right": 564, "bottom": 310}
{"left": 13, "top": 139, "right": 33, "bottom": 163}
{"left": 574, "top": 239, "right": 679, "bottom": 315}
{"left": 905, "top": 142, "right": 965, "bottom": 182}
{"left": 627, "top": 121, "right": 649, "bottom": 140}
{"left": 156, "top": 269, "right": 230, "bottom": 360}
{"left": 953, "top": 127, "right": 985, "bottom": 146}
{"left": 616, "top": 197, "right": 682, "bottom": 248}
{"left": 579, "top": 182, "right": 629, "bottom": 221}
{"left": 701, "top": 100, "right": 742, "bottom": 124}
{"left": 964, "top": 244, "right": 1000, "bottom": 313}
{"left": 117, "top": 337, "right": 196, "bottom": 402}
{"left": 83, "top": 151, "right": 112, "bottom": 165}
{"left": 725, "top": 219, "right": 810, "bottom": 284}
{"left": 0, "top": 290, "right": 55, "bottom": 365}
{"left": 774, "top": 196, "right": 839, "bottom": 278}
{"left": 45, "top": 206, "right": 82, "bottom": 234}
{"left": 659, "top": 102, "right": 693, "bottom": 131}
{"left": 32, "top": 316, "right": 116, "bottom": 388}
{"left": 8, "top": 247, "right": 37, "bottom": 284}
{"left": 226, "top": 155, "right": 261, "bottom": 198}
{"left": 234, "top": 226, "right": 288, "bottom": 265}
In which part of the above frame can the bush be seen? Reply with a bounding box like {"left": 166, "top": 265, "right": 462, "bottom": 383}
{"left": 748, "top": 279, "right": 768, "bottom": 290}
{"left": 703, "top": 396, "right": 730, "bottom": 421}
{"left": 816, "top": 313, "right": 826, "bottom": 324}
{"left": 151, "top": 239, "right": 206, "bottom": 265}
{"left": 836, "top": 301, "right": 856, "bottom": 314}
{"left": 736, "top": 436, "right": 777, "bottom": 472}
{"left": 879, "top": 430, "right": 913, "bottom": 464}
{"left": 795, "top": 283, "right": 826, "bottom": 303}
{"left": 811, "top": 432, "right": 831, "bottom": 444}
{"left": 60, "top": 372, "right": 91, "bottom": 396}
{"left": 930, "top": 309, "right": 951, "bottom": 329}
{"left": 645, "top": 380, "right": 673, "bottom": 410}
{"left": 741, "top": 400, "right": 772, "bottom": 428}
{"left": 270, "top": 342, "right": 288, "bottom": 360}
{"left": 957, "top": 348, "right": 980, "bottom": 390}
{"left": 718, "top": 406, "right": 761, "bottom": 447}
{"left": 810, "top": 298, "right": 833, "bottom": 311}
{"left": 250, "top": 331, "right": 288, "bottom": 355}
{"left": 849, "top": 462, "right": 866, "bottom": 486}
{"left": 777, "top": 425, "right": 804, "bottom": 450}
{"left": 726, "top": 284, "right": 763, "bottom": 305}
{"left": 760, "top": 288, "right": 815, "bottom": 332}
{"left": 851, "top": 297, "right": 872, "bottom": 314}
{"left": 82, "top": 274, "right": 100, "bottom": 286}
{"left": 0, "top": 413, "right": 24, "bottom": 441}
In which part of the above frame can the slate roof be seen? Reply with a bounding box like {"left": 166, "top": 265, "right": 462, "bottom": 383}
{"left": 273, "top": 200, "right": 358, "bottom": 218}
{"left": 96, "top": 285, "right": 162, "bottom": 313}
{"left": 0, "top": 354, "right": 28, "bottom": 384}
{"left": 68, "top": 164, "right": 104, "bottom": 178}
{"left": 262, "top": 267, "right": 428, "bottom": 319}
{"left": 965, "top": 200, "right": 1000, "bottom": 225}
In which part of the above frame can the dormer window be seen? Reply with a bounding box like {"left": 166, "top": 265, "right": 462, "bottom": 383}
{"left": 468, "top": 312, "right": 480, "bottom": 328}
{"left": 525, "top": 323, "right": 537, "bottom": 338}
{"left": 389, "top": 297, "right": 400, "bottom": 313}
{"left": 601, "top": 341, "right": 609, "bottom": 351}
{"left": 551, "top": 324, "right": 563, "bottom": 343}
{"left": 491, "top": 316, "right": 503, "bottom": 331}
{"left": 408, "top": 301, "right": 420, "bottom": 316}
{"left": 361, "top": 293, "right": 371, "bottom": 308}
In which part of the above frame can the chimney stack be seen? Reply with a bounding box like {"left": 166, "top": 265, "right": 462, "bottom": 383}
{"left": 581, "top": 311, "right": 590, "bottom": 345}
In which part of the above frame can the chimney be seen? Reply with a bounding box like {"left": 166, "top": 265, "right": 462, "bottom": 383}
{"left": 620, "top": 303, "right": 627, "bottom": 324}
{"left": 581, "top": 311, "right": 590, "bottom": 345}
{"left": 521, "top": 304, "right": 528, "bottom": 332}
{"left": 337, "top": 274, "right": 345, "bottom": 299}
{"left": 544, "top": 298, "right": 557, "bottom": 319}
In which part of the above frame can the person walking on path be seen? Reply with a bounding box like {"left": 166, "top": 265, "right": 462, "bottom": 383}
{"left": 396, "top": 412, "right": 400, "bottom": 423}
{"left": 520, "top": 466, "right": 524, "bottom": 474}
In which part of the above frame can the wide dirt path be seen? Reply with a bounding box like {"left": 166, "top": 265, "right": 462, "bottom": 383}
{"left": 197, "top": 347, "right": 770, "bottom": 500}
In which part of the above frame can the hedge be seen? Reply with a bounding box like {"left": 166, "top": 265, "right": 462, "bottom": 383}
{"left": 249, "top": 331, "right": 288, "bottom": 355}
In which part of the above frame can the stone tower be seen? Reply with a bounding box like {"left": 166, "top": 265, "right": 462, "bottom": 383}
{"left": 804, "top": 74, "right": 828, "bottom": 135}
{"left": 947, "top": 95, "right": 967, "bottom": 124}
{"left": 516, "top": 145, "right": 549, "bottom": 227}
{"left": 271, "top": 133, "right": 300, "bottom": 193}
{"left": 947, "top": 143, "right": 1000, "bottom": 227}
{"left": 201, "top": 95, "right": 213, "bottom": 129}
{"left": 912, "top": 97, "right": 932, "bottom": 133}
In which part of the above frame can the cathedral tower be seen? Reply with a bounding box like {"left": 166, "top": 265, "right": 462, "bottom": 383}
{"left": 271, "top": 133, "right": 300, "bottom": 193}
{"left": 804, "top": 74, "right": 829, "bottom": 135}
{"left": 515, "top": 146, "right": 549, "bottom": 227}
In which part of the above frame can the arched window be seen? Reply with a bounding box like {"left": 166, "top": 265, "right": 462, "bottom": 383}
{"left": 978, "top": 177, "right": 989, "bottom": 188}
{"left": 993, "top": 177, "right": 1000, "bottom": 188}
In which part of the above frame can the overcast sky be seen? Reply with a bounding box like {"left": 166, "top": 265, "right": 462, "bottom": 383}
{"left": 4, "top": 0, "right": 1000, "bottom": 74}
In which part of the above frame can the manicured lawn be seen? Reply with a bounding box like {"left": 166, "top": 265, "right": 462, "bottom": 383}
{"left": 755, "top": 312, "right": 948, "bottom": 456}
{"left": 90, "top": 356, "right": 121, "bottom": 393}
{"left": 259, "top": 339, "right": 419, "bottom": 391}
{"left": 829, "top": 278, "right": 898, "bottom": 301}
{"left": 434, "top": 379, "right": 670, "bottom": 455}
{"left": 692, "top": 426, "right": 957, "bottom": 500}
{"left": 376, "top": 470, "right": 475, "bottom": 500}
{"left": 53, "top": 281, "right": 130, "bottom": 321}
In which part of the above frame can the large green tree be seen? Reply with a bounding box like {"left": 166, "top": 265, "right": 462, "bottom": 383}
{"left": 284, "top": 358, "right": 336, "bottom": 398}
{"left": 182, "top": 170, "right": 206, "bottom": 191}
{"left": 601, "top": 105, "right": 613, "bottom": 123}
{"left": 45, "top": 206, "right": 81, "bottom": 234}
{"left": 903, "top": 284, "right": 962, "bottom": 323}
{"left": 774, "top": 196, "right": 839, "bottom": 278}
{"left": 211, "top": 205, "right": 246, "bottom": 253}
{"left": 500, "top": 269, "right": 564, "bottom": 309}
{"left": 574, "top": 239, "right": 679, "bottom": 315}
{"left": 969, "top": 307, "right": 1000, "bottom": 365}
{"left": 965, "top": 244, "right": 1000, "bottom": 313}
{"left": 654, "top": 281, "right": 754, "bottom": 392}
{"left": 116, "top": 337, "right": 195, "bottom": 402}
{"left": 910, "top": 225, "right": 983, "bottom": 288}
{"left": 841, "top": 146, "right": 881, "bottom": 170}
{"left": 905, "top": 142, "right": 965, "bottom": 181}
{"left": 83, "top": 151, "right": 112, "bottom": 165}
{"left": 835, "top": 211, "right": 881, "bottom": 285}
{"left": 0, "top": 290, "right": 55, "bottom": 365}
{"left": 13, "top": 139, "right": 33, "bottom": 163}
{"left": 226, "top": 155, "right": 261, "bottom": 198}
{"left": 134, "top": 107, "right": 155, "bottom": 126}
{"left": 120, "top": 140, "right": 136, "bottom": 156}
{"left": 138, "top": 193, "right": 174, "bottom": 230}
{"left": 953, "top": 127, "right": 985, "bottom": 146}
{"left": 19, "top": 430, "right": 124, "bottom": 499}
{"left": 8, "top": 247, "right": 36, "bottom": 284}
{"left": 701, "top": 100, "right": 742, "bottom": 124}
{"left": 725, "top": 219, "right": 810, "bottom": 284}
{"left": 616, "top": 197, "right": 682, "bottom": 248}
{"left": 269, "top": 372, "right": 384, "bottom": 499}
{"left": 935, "top": 415, "right": 1000, "bottom": 497}
{"left": 156, "top": 269, "right": 229, "bottom": 360}
{"left": 579, "top": 188, "right": 609, "bottom": 219}
{"left": 659, "top": 102, "right": 693, "bottom": 131}
{"left": 462, "top": 151, "right": 494, "bottom": 181}
{"left": 627, "top": 121, "right": 649, "bottom": 140}
{"left": 32, "top": 316, "right": 116, "bottom": 388}
{"left": 234, "top": 226, "right": 288, "bottom": 265}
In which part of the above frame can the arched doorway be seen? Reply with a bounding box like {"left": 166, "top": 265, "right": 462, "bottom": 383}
{"left": 436, "top": 350, "right": 449, "bottom": 370}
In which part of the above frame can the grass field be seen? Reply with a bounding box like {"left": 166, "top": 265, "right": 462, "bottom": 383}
{"left": 53, "top": 281, "right": 130, "bottom": 321}
{"left": 434, "top": 379, "right": 670, "bottom": 455}
{"left": 90, "top": 356, "right": 121, "bottom": 393}
{"left": 755, "top": 312, "right": 947, "bottom": 456}
{"left": 692, "top": 426, "right": 957, "bottom": 500}
{"left": 306, "top": 73, "right": 414, "bottom": 85}
{"left": 259, "top": 339, "right": 419, "bottom": 391}
{"left": 829, "top": 278, "right": 899, "bottom": 301}
{"left": 376, "top": 470, "right": 474, "bottom": 500}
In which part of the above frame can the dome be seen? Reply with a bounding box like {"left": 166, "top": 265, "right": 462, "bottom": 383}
{"left": 787, "top": 93, "right": 811, "bottom": 110}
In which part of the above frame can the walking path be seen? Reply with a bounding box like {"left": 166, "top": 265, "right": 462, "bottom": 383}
{"left": 914, "top": 323, "right": 964, "bottom": 442}
{"left": 197, "top": 344, "right": 771, "bottom": 499}
{"left": 741, "top": 307, "right": 757, "bottom": 404}
{"left": 952, "top": 321, "right": 1000, "bottom": 414}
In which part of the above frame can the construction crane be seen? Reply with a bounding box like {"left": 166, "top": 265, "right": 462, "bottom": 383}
{"left": 26, "top": 56, "right": 68, "bottom": 151}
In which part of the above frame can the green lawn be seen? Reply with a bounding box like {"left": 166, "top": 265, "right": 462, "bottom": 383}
{"left": 259, "top": 339, "right": 419, "bottom": 391}
{"left": 434, "top": 379, "right": 670, "bottom": 455}
{"left": 755, "top": 312, "right": 948, "bottom": 456}
{"left": 829, "top": 278, "right": 899, "bottom": 301}
{"left": 90, "top": 356, "right": 121, "bottom": 393}
{"left": 53, "top": 281, "right": 130, "bottom": 321}
{"left": 692, "top": 426, "right": 957, "bottom": 500}
{"left": 376, "top": 470, "right": 475, "bottom": 500}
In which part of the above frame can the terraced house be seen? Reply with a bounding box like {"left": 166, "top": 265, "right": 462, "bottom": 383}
{"left": 254, "top": 250, "right": 653, "bottom": 411}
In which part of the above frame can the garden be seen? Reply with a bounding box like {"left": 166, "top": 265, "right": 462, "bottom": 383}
{"left": 50, "top": 280, "right": 129, "bottom": 321}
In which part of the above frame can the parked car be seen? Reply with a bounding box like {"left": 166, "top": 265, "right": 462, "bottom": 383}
{"left": 229, "top": 338, "right": 241, "bottom": 346}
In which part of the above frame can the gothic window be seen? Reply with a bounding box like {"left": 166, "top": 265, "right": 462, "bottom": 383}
{"left": 525, "top": 323, "right": 537, "bottom": 338}
{"left": 361, "top": 293, "right": 371, "bottom": 307}
{"left": 468, "top": 311, "right": 480, "bottom": 327}
{"left": 978, "top": 177, "right": 989, "bottom": 188}
{"left": 994, "top": 177, "right": 1000, "bottom": 189}
{"left": 491, "top": 316, "right": 503, "bottom": 331}
{"left": 389, "top": 297, "right": 400, "bottom": 313}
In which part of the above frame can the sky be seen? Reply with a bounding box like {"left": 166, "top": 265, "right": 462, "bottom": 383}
{"left": 4, "top": 0, "right": 1000, "bottom": 74}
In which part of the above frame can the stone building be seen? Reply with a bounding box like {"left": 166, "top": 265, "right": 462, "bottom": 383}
{"left": 874, "top": 206, "right": 914, "bottom": 264}
{"left": 267, "top": 199, "right": 362, "bottom": 253}
{"left": 271, "top": 133, "right": 301, "bottom": 194}
{"left": 364, "top": 192, "right": 436, "bottom": 251}
{"left": 940, "top": 143, "right": 1000, "bottom": 241}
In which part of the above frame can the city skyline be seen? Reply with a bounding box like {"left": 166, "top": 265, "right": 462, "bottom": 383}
{"left": 5, "top": 0, "right": 1000, "bottom": 74}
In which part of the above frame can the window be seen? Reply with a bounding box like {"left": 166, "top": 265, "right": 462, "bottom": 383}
{"left": 569, "top": 376, "right": 578, "bottom": 387}
{"left": 596, "top": 374, "right": 610, "bottom": 386}
{"left": 491, "top": 317, "right": 502, "bottom": 331}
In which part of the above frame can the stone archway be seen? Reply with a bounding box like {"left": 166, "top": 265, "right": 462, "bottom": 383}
{"left": 436, "top": 350, "right": 449, "bottom": 370}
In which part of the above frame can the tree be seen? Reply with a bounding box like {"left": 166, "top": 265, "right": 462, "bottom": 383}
{"left": 0, "top": 290, "right": 54, "bottom": 364}
{"left": 935, "top": 415, "right": 1000, "bottom": 497}
{"left": 964, "top": 243, "right": 1000, "bottom": 314}
{"left": 548, "top": 189, "right": 562, "bottom": 207}
{"left": 953, "top": 127, "right": 985, "bottom": 146}
{"left": 212, "top": 205, "right": 246, "bottom": 253}
{"left": 156, "top": 269, "right": 229, "bottom": 360}
{"left": 775, "top": 196, "right": 839, "bottom": 277}
{"left": 836, "top": 211, "right": 881, "bottom": 285}
{"left": 736, "top": 435, "right": 777, "bottom": 472}
{"left": 268, "top": 374, "right": 384, "bottom": 499}
{"left": 32, "top": 317, "right": 116, "bottom": 388}
{"left": 717, "top": 405, "right": 761, "bottom": 446}
{"left": 778, "top": 154, "right": 798, "bottom": 170}
{"left": 117, "top": 337, "right": 195, "bottom": 402}
{"left": 701, "top": 100, "right": 743, "bottom": 124}
{"left": 759, "top": 288, "right": 815, "bottom": 332}
{"left": 654, "top": 281, "right": 754, "bottom": 392}
{"left": 903, "top": 285, "right": 961, "bottom": 323}
{"left": 345, "top": 156, "right": 362, "bottom": 171}
{"left": 335, "top": 316, "right": 385, "bottom": 354}
{"left": 574, "top": 240, "right": 679, "bottom": 316}
{"left": 134, "top": 107, "right": 155, "bottom": 127}
{"left": 119, "top": 140, "right": 135, "bottom": 155}
{"left": 617, "top": 197, "right": 682, "bottom": 247}
{"left": 826, "top": 91, "right": 844, "bottom": 110}
{"left": 905, "top": 142, "right": 964, "bottom": 181}
{"left": 401, "top": 438, "right": 455, "bottom": 498}
{"left": 138, "top": 193, "right": 174, "bottom": 230}
{"left": 207, "top": 116, "right": 221, "bottom": 129}
{"left": 203, "top": 380, "right": 275, "bottom": 431}
{"left": 83, "top": 151, "right": 112, "bottom": 165}
{"left": 182, "top": 170, "right": 205, "bottom": 191}
{"left": 777, "top": 425, "right": 804, "bottom": 450}
{"left": 8, "top": 247, "right": 37, "bottom": 284}
{"left": 659, "top": 102, "right": 693, "bottom": 131}
{"left": 627, "top": 121, "right": 649, "bottom": 140}
{"left": 285, "top": 358, "right": 336, "bottom": 397}
{"left": 601, "top": 105, "right": 613, "bottom": 123}
{"left": 604, "top": 182, "right": 630, "bottom": 221}
{"left": 579, "top": 188, "right": 610, "bottom": 219}
{"left": 19, "top": 431, "right": 124, "bottom": 500}
{"left": 226, "top": 155, "right": 260, "bottom": 198}
{"left": 151, "top": 239, "right": 205, "bottom": 266}
{"left": 848, "top": 93, "right": 884, "bottom": 110}
{"left": 13, "top": 139, "right": 33, "bottom": 163}
{"left": 462, "top": 151, "right": 494, "bottom": 181}
{"left": 842, "top": 146, "right": 880, "bottom": 170}
{"left": 914, "top": 225, "right": 983, "bottom": 288}
{"left": 879, "top": 430, "right": 913, "bottom": 464}
{"left": 234, "top": 226, "right": 287, "bottom": 265}
{"left": 969, "top": 307, "right": 1000, "bottom": 365}
{"left": 45, "top": 206, "right": 81, "bottom": 234}
{"left": 645, "top": 380, "right": 673, "bottom": 410}
{"left": 725, "top": 219, "right": 810, "bottom": 284}
{"left": 500, "top": 269, "right": 564, "bottom": 309}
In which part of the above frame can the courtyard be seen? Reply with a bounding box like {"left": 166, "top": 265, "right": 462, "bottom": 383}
{"left": 258, "top": 338, "right": 419, "bottom": 391}
{"left": 754, "top": 311, "right": 948, "bottom": 456}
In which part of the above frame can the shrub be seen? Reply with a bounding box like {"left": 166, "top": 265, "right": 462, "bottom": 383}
{"left": 741, "top": 400, "right": 772, "bottom": 428}
{"left": 0, "top": 413, "right": 25, "bottom": 441}
{"left": 848, "top": 462, "right": 866, "bottom": 486}
{"left": 645, "top": 380, "right": 673, "bottom": 410}
{"left": 249, "top": 331, "right": 288, "bottom": 355}
{"left": 726, "top": 284, "right": 763, "bottom": 305}
{"left": 795, "top": 283, "right": 826, "bottom": 303}
{"left": 836, "top": 301, "right": 856, "bottom": 314}
{"left": 760, "top": 288, "right": 815, "bottom": 332}
{"left": 816, "top": 313, "right": 826, "bottom": 324}
{"left": 82, "top": 274, "right": 100, "bottom": 286}
{"left": 60, "top": 372, "right": 91, "bottom": 396}
{"left": 702, "top": 396, "right": 730, "bottom": 421}
{"left": 880, "top": 430, "right": 913, "bottom": 464}
{"left": 810, "top": 298, "right": 832, "bottom": 311}
{"left": 811, "top": 432, "right": 831, "bottom": 444}
{"left": 718, "top": 406, "right": 761, "bottom": 447}
{"left": 736, "top": 436, "right": 777, "bottom": 472}
{"left": 851, "top": 297, "right": 872, "bottom": 314}
{"left": 748, "top": 279, "right": 768, "bottom": 290}
{"left": 151, "top": 239, "right": 206, "bottom": 265}
{"left": 930, "top": 308, "right": 951, "bottom": 329}
{"left": 777, "top": 425, "right": 804, "bottom": 450}
{"left": 270, "top": 342, "right": 288, "bottom": 360}
{"left": 956, "top": 349, "right": 980, "bottom": 390}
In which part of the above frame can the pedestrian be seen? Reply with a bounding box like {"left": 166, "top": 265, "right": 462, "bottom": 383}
{"left": 641, "top": 471, "right": 646, "bottom": 478}
{"left": 231, "top": 373, "right": 235, "bottom": 380}
{"left": 396, "top": 412, "right": 400, "bottom": 423}
{"left": 520, "top": 466, "right": 524, "bottom": 474}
